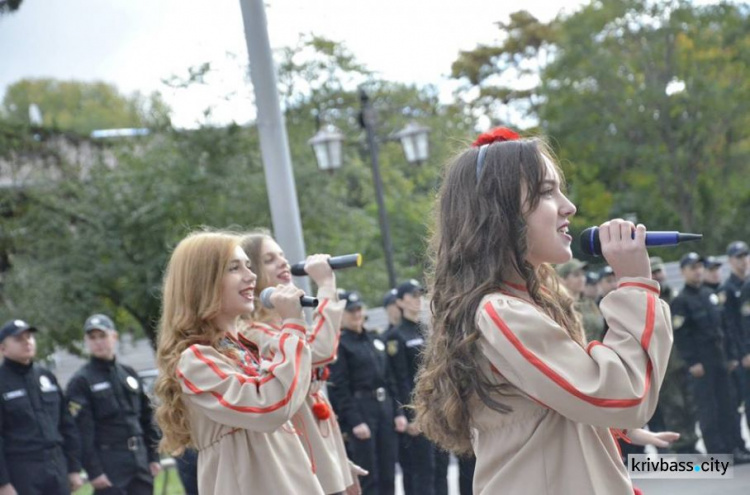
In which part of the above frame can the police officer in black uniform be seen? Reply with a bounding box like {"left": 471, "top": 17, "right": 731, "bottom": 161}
{"left": 387, "top": 280, "right": 448, "bottom": 495}
{"left": 0, "top": 319, "right": 83, "bottom": 495}
{"left": 723, "top": 241, "right": 750, "bottom": 432}
{"left": 381, "top": 289, "right": 401, "bottom": 337}
{"left": 66, "top": 314, "right": 160, "bottom": 494}
{"left": 328, "top": 291, "right": 406, "bottom": 495}
{"left": 703, "top": 256, "right": 724, "bottom": 292}
{"left": 671, "top": 253, "right": 750, "bottom": 462}
{"left": 649, "top": 257, "right": 698, "bottom": 454}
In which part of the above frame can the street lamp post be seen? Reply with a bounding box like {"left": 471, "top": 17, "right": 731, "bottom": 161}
{"left": 358, "top": 89, "right": 398, "bottom": 289}
{"left": 307, "top": 89, "right": 430, "bottom": 290}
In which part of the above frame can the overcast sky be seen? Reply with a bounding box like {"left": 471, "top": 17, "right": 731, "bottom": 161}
{"left": 0, "top": 0, "right": 591, "bottom": 127}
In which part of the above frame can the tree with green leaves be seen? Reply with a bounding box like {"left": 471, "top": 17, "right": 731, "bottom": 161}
{"left": 1, "top": 36, "right": 475, "bottom": 353}
{"left": 451, "top": 0, "right": 750, "bottom": 257}
{"left": 276, "top": 35, "right": 474, "bottom": 300}
{"left": 451, "top": 10, "right": 557, "bottom": 126}
{"left": 1, "top": 124, "right": 267, "bottom": 353}
{"left": 1, "top": 79, "right": 170, "bottom": 135}
{"left": 540, "top": 0, "right": 750, "bottom": 254}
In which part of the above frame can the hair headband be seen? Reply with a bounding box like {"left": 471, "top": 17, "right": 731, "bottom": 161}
{"left": 472, "top": 127, "right": 521, "bottom": 182}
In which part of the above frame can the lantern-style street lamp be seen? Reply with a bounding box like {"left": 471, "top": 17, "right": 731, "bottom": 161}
{"left": 307, "top": 90, "right": 430, "bottom": 289}
{"left": 307, "top": 124, "right": 345, "bottom": 172}
{"left": 391, "top": 121, "right": 430, "bottom": 165}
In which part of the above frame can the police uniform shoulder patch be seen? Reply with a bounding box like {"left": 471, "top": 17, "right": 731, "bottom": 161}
{"left": 709, "top": 293, "right": 719, "bottom": 305}
{"left": 387, "top": 339, "right": 399, "bottom": 356}
{"left": 672, "top": 315, "right": 685, "bottom": 330}
{"left": 126, "top": 376, "right": 139, "bottom": 391}
{"left": 69, "top": 401, "right": 82, "bottom": 417}
{"left": 373, "top": 339, "right": 385, "bottom": 352}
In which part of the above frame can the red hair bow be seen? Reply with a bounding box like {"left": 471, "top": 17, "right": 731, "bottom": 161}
{"left": 472, "top": 127, "right": 520, "bottom": 147}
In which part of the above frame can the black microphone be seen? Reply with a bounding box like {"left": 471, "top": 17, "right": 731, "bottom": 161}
{"left": 259, "top": 287, "right": 319, "bottom": 309}
{"left": 580, "top": 227, "right": 702, "bottom": 256}
{"left": 290, "top": 253, "right": 362, "bottom": 276}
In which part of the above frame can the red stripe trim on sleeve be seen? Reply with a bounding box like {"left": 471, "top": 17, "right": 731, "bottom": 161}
{"left": 259, "top": 333, "right": 292, "bottom": 385}
{"left": 283, "top": 323, "right": 307, "bottom": 335}
{"left": 308, "top": 299, "right": 329, "bottom": 344}
{"left": 190, "top": 346, "right": 259, "bottom": 384}
{"left": 640, "top": 294, "right": 656, "bottom": 349}
{"left": 309, "top": 299, "right": 340, "bottom": 366}
{"left": 190, "top": 346, "right": 227, "bottom": 380}
{"left": 177, "top": 369, "right": 201, "bottom": 394}
{"left": 312, "top": 334, "right": 341, "bottom": 367}
{"left": 251, "top": 322, "right": 279, "bottom": 337}
{"left": 618, "top": 282, "right": 660, "bottom": 296}
{"left": 483, "top": 298, "right": 656, "bottom": 408}
{"left": 312, "top": 347, "right": 338, "bottom": 367}
{"left": 180, "top": 338, "right": 306, "bottom": 414}
{"left": 586, "top": 341, "right": 606, "bottom": 354}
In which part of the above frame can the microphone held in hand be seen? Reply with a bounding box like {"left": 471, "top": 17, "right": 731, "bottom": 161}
{"left": 290, "top": 253, "right": 363, "bottom": 276}
{"left": 259, "top": 287, "right": 319, "bottom": 309}
{"left": 580, "top": 227, "right": 702, "bottom": 257}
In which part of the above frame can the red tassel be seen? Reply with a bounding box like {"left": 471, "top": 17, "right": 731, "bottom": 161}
{"left": 312, "top": 401, "right": 331, "bottom": 420}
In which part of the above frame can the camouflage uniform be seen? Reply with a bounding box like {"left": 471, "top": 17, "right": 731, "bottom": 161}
{"left": 576, "top": 297, "right": 605, "bottom": 343}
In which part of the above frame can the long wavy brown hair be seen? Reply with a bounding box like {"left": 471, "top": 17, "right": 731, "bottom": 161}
{"left": 154, "top": 231, "right": 241, "bottom": 455}
{"left": 412, "top": 137, "right": 584, "bottom": 455}
{"left": 239, "top": 229, "right": 277, "bottom": 324}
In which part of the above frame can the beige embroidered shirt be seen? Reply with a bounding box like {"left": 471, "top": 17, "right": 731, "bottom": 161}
{"left": 177, "top": 320, "right": 323, "bottom": 495}
{"left": 470, "top": 278, "right": 672, "bottom": 495}
{"left": 242, "top": 287, "right": 353, "bottom": 494}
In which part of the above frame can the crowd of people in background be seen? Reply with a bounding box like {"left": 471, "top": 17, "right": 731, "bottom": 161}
{"left": 2, "top": 235, "right": 750, "bottom": 494}
{"left": 556, "top": 241, "right": 750, "bottom": 465}
{"left": 1, "top": 123, "right": 749, "bottom": 495}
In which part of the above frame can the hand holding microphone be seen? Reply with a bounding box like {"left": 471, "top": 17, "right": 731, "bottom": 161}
{"left": 592, "top": 220, "right": 651, "bottom": 280}
{"left": 290, "top": 254, "right": 362, "bottom": 277}
{"left": 580, "top": 226, "right": 702, "bottom": 256}
{"left": 301, "top": 254, "right": 336, "bottom": 287}
{"left": 580, "top": 221, "right": 702, "bottom": 280}
{"left": 260, "top": 285, "right": 317, "bottom": 319}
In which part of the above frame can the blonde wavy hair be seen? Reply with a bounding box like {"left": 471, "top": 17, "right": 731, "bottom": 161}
{"left": 239, "top": 229, "right": 278, "bottom": 324}
{"left": 154, "top": 230, "right": 241, "bottom": 455}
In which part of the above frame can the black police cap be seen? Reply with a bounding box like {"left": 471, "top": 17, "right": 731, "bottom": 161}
{"left": 0, "top": 319, "right": 38, "bottom": 343}
{"left": 383, "top": 288, "right": 398, "bottom": 307}
{"left": 337, "top": 289, "right": 364, "bottom": 312}
{"left": 727, "top": 241, "right": 749, "bottom": 258}
{"left": 680, "top": 252, "right": 705, "bottom": 268}
{"left": 396, "top": 279, "right": 424, "bottom": 300}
